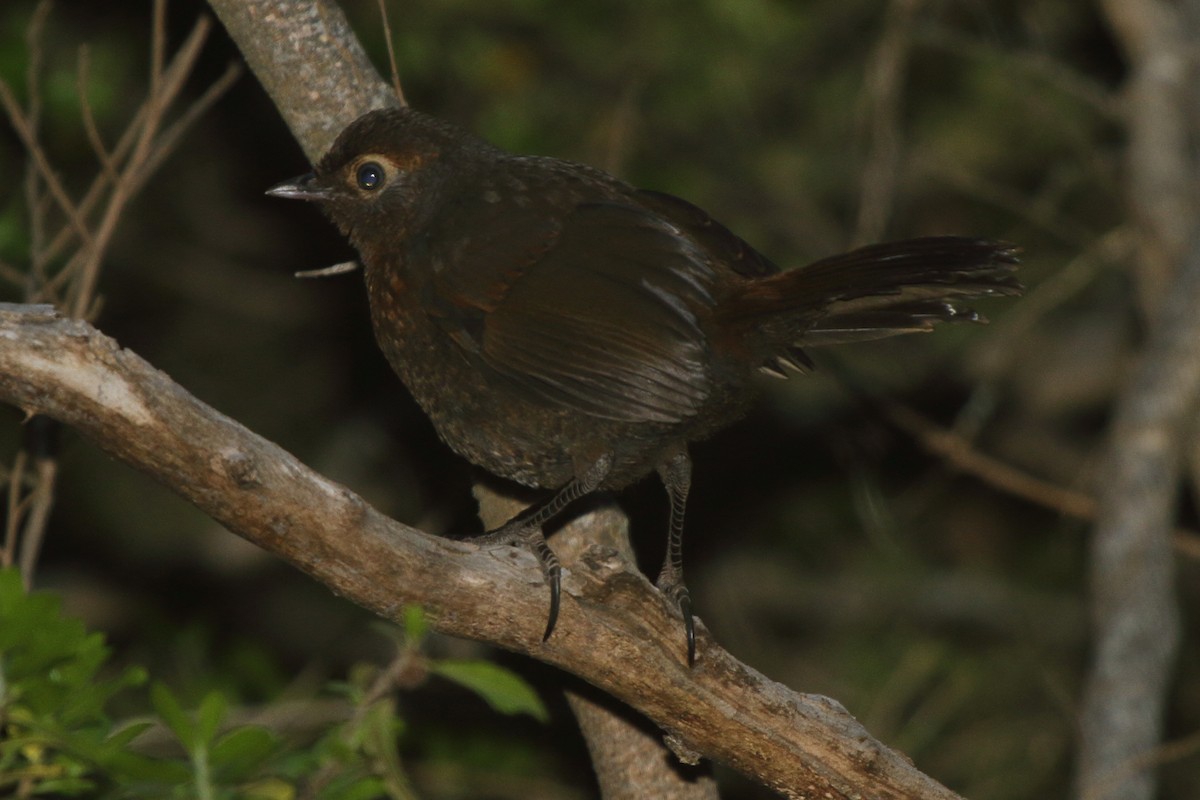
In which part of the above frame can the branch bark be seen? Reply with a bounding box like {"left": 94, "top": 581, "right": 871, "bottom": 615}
{"left": 0, "top": 303, "right": 961, "bottom": 798}
{"left": 1098, "top": 0, "right": 1197, "bottom": 311}
{"left": 1077, "top": 235, "right": 1195, "bottom": 798}
{"left": 1078, "top": 2, "right": 1198, "bottom": 798}
{"left": 207, "top": 0, "right": 397, "bottom": 160}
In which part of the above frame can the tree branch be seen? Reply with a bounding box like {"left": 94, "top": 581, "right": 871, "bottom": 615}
{"left": 1077, "top": 2, "right": 1198, "bottom": 799}
{"left": 207, "top": 0, "right": 398, "bottom": 161}
{"left": 0, "top": 303, "right": 962, "bottom": 798}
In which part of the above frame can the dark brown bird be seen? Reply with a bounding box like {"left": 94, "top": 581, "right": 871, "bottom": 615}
{"left": 268, "top": 106, "right": 1020, "bottom": 664}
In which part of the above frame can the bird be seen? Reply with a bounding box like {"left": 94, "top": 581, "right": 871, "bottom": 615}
{"left": 267, "top": 105, "right": 1020, "bottom": 665}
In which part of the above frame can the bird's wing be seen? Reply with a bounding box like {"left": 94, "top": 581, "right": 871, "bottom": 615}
{"left": 633, "top": 189, "right": 780, "bottom": 278}
{"left": 424, "top": 195, "right": 718, "bottom": 424}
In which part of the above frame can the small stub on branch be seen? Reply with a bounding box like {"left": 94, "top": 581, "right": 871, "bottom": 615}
{"left": 294, "top": 261, "right": 360, "bottom": 279}
{"left": 0, "top": 303, "right": 59, "bottom": 321}
{"left": 664, "top": 730, "right": 704, "bottom": 766}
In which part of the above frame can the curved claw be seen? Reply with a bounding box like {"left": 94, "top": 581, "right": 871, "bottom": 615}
{"left": 678, "top": 591, "right": 696, "bottom": 666}
{"left": 529, "top": 536, "right": 562, "bottom": 644}
{"left": 480, "top": 520, "right": 562, "bottom": 644}
{"left": 657, "top": 580, "right": 697, "bottom": 665}
{"left": 542, "top": 566, "right": 561, "bottom": 642}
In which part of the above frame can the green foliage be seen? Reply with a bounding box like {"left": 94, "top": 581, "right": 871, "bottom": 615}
{"left": 0, "top": 572, "right": 544, "bottom": 798}
{"left": 402, "top": 604, "right": 547, "bottom": 722}
{"left": 430, "top": 660, "right": 549, "bottom": 723}
{"left": 0, "top": 567, "right": 153, "bottom": 796}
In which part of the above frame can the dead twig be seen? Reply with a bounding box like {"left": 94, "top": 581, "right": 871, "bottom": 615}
{"left": 879, "top": 398, "right": 1200, "bottom": 561}
{"left": 0, "top": 81, "right": 97, "bottom": 259}
{"left": 854, "top": 0, "right": 922, "bottom": 245}
{"left": 916, "top": 22, "right": 1119, "bottom": 120}
{"left": 375, "top": 0, "right": 406, "bottom": 106}
{"left": 0, "top": 0, "right": 238, "bottom": 587}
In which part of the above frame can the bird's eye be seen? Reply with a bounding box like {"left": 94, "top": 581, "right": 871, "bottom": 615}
{"left": 355, "top": 161, "right": 385, "bottom": 191}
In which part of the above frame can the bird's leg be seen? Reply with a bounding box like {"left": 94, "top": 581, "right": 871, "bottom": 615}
{"left": 655, "top": 449, "right": 696, "bottom": 665}
{"left": 476, "top": 454, "right": 612, "bottom": 643}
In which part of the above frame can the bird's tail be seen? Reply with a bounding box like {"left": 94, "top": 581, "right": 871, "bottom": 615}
{"left": 721, "top": 236, "right": 1021, "bottom": 375}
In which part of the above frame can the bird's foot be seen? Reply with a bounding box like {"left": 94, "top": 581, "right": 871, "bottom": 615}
{"left": 656, "top": 577, "right": 696, "bottom": 666}
{"left": 477, "top": 521, "right": 561, "bottom": 643}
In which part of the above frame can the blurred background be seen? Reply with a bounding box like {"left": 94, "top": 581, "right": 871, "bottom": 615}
{"left": 1, "top": 0, "right": 1196, "bottom": 798}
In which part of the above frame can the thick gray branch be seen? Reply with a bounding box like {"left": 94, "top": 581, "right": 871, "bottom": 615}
{"left": 207, "top": 0, "right": 398, "bottom": 160}
{"left": 1077, "top": 236, "right": 1195, "bottom": 799}
{"left": 1079, "top": 3, "right": 1196, "bottom": 799}
{"left": 1098, "top": 0, "right": 1198, "bottom": 310}
{"left": 0, "top": 304, "right": 960, "bottom": 799}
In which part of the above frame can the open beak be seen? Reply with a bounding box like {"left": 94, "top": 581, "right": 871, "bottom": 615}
{"left": 265, "top": 173, "right": 331, "bottom": 201}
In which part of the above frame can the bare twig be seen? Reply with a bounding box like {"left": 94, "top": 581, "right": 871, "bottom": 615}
{"left": 3, "top": 449, "right": 28, "bottom": 570}
{"left": 132, "top": 61, "right": 242, "bottom": 196}
{"left": 1, "top": 419, "right": 61, "bottom": 591}
{"left": 974, "top": 226, "right": 1134, "bottom": 381}
{"left": 1, "top": 1, "right": 238, "bottom": 590}
{"left": 40, "top": 105, "right": 148, "bottom": 268}
{"left": 597, "top": 80, "right": 641, "bottom": 176}
{"left": 916, "top": 23, "right": 1119, "bottom": 120}
{"left": 17, "top": 452, "right": 57, "bottom": 589}
{"left": 0, "top": 81, "right": 96, "bottom": 257}
{"left": 150, "top": 0, "right": 166, "bottom": 100}
{"left": 915, "top": 157, "right": 1098, "bottom": 248}
{"left": 375, "top": 0, "right": 407, "bottom": 105}
{"left": 881, "top": 399, "right": 1095, "bottom": 519}
{"left": 302, "top": 646, "right": 422, "bottom": 799}
{"left": 1084, "top": 727, "right": 1200, "bottom": 800}
{"left": 22, "top": 0, "right": 52, "bottom": 290}
{"left": 0, "top": 260, "right": 28, "bottom": 289}
{"left": 42, "top": 55, "right": 240, "bottom": 301}
{"left": 878, "top": 398, "right": 1200, "bottom": 560}
{"left": 295, "top": 261, "right": 359, "bottom": 279}
{"left": 67, "top": 9, "right": 216, "bottom": 319}
{"left": 3, "top": 0, "right": 62, "bottom": 592}
{"left": 77, "top": 46, "right": 119, "bottom": 184}
{"left": 854, "top": 0, "right": 921, "bottom": 245}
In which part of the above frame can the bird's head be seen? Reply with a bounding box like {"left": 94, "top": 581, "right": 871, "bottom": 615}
{"left": 267, "top": 106, "right": 488, "bottom": 247}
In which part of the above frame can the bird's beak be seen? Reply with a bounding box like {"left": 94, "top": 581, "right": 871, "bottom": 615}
{"left": 265, "top": 173, "right": 331, "bottom": 201}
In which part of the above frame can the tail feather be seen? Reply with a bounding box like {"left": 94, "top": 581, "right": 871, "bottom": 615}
{"left": 726, "top": 236, "right": 1021, "bottom": 355}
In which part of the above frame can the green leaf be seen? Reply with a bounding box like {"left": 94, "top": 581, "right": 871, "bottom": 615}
{"left": 430, "top": 660, "right": 548, "bottom": 723}
{"left": 0, "top": 568, "right": 25, "bottom": 614}
{"left": 26, "top": 775, "right": 95, "bottom": 794}
{"left": 103, "top": 719, "right": 155, "bottom": 750}
{"left": 239, "top": 777, "right": 295, "bottom": 800}
{"left": 100, "top": 746, "right": 191, "bottom": 784}
{"left": 195, "top": 690, "right": 228, "bottom": 747}
{"left": 150, "top": 683, "right": 194, "bottom": 750}
{"left": 209, "top": 726, "right": 277, "bottom": 780}
{"left": 357, "top": 701, "right": 414, "bottom": 798}
{"left": 402, "top": 605, "right": 427, "bottom": 647}
{"left": 315, "top": 775, "right": 387, "bottom": 800}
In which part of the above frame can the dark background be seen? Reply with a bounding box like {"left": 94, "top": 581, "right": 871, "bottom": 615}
{"left": 2, "top": 1, "right": 1195, "bottom": 797}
